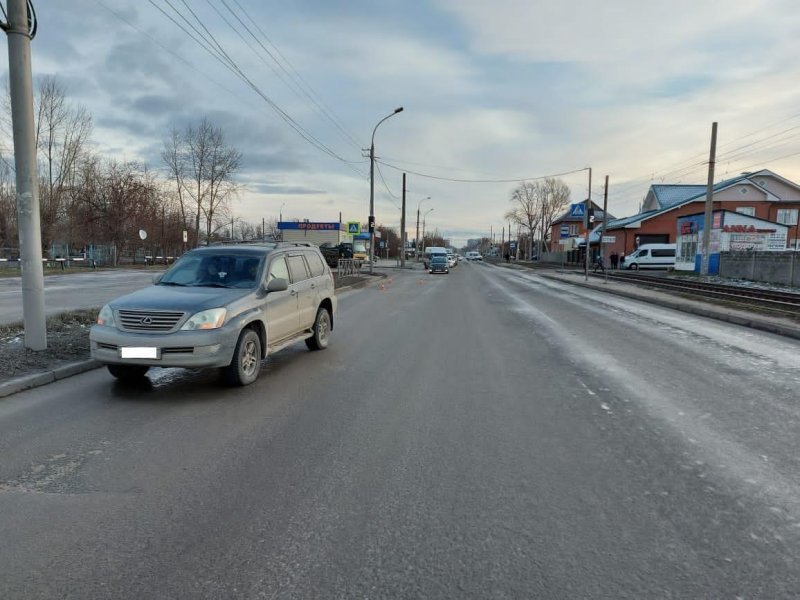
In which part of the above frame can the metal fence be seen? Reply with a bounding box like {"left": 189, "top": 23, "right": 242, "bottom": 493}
{"left": 336, "top": 259, "right": 364, "bottom": 278}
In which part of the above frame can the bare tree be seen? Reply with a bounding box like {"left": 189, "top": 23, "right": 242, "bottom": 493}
{"left": 539, "top": 177, "right": 571, "bottom": 254}
{"left": 505, "top": 177, "right": 571, "bottom": 259}
{"left": 0, "top": 153, "right": 15, "bottom": 254}
{"left": 505, "top": 182, "right": 542, "bottom": 260}
{"left": 34, "top": 76, "right": 93, "bottom": 251}
{"left": 162, "top": 117, "right": 242, "bottom": 246}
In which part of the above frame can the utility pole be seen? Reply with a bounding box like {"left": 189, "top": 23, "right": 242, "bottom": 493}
{"left": 415, "top": 208, "right": 420, "bottom": 262}
{"left": 601, "top": 175, "right": 609, "bottom": 284}
{"left": 3, "top": 0, "right": 46, "bottom": 350}
{"left": 584, "top": 167, "right": 592, "bottom": 281}
{"left": 400, "top": 173, "right": 407, "bottom": 268}
{"left": 700, "top": 122, "right": 718, "bottom": 276}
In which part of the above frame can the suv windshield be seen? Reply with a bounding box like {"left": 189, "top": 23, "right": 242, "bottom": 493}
{"left": 160, "top": 253, "right": 263, "bottom": 288}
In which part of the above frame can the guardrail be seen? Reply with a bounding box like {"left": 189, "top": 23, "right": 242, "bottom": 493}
{"left": 0, "top": 257, "right": 99, "bottom": 271}
{"left": 336, "top": 259, "right": 364, "bottom": 278}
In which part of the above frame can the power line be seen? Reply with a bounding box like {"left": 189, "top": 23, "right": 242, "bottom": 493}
{"left": 376, "top": 159, "right": 589, "bottom": 183}
{"left": 147, "top": 0, "right": 367, "bottom": 176}
{"left": 218, "top": 0, "right": 364, "bottom": 151}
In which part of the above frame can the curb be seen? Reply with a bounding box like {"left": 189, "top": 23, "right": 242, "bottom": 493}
{"left": 335, "top": 272, "right": 388, "bottom": 294}
{"left": 538, "top": 272, "right": 800, "bottom": 341}
{"left": 0, "top": 359, "right": 101, "bottom": 399}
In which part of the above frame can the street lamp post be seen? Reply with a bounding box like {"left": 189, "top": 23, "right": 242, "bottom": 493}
{"left": 415, "top": 196, "right": 430, "bottom": 262}
{"left": 369, "top": 106, "right": 403, "bottom": 274}
{"left": 422, "top": 208, "right": 434, "bottom": 256}
{"left": 279, "top": 202, "right": 286, "bottom": 241}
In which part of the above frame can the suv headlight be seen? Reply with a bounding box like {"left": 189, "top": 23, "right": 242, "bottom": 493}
{"left": 180, "top": 308, "right": 227, "bottom": 330}
{"left": 96, "top": 304, "right": 115, "bottom": 327}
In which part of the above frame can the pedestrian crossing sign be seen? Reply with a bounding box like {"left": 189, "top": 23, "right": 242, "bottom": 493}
{"left": 347, "top": 221, "right": 361, "bottom": 234}
{"left": 569, "top": 203, "right": 586, "bottom": 217}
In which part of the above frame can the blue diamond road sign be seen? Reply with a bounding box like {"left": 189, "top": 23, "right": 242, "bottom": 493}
{"left": 569, "top": 203, "right": 586, "bottom": 218}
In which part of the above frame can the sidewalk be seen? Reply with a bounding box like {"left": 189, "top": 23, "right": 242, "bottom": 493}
{"left": 500, "top": 262, "right": 800, "bottom": 341}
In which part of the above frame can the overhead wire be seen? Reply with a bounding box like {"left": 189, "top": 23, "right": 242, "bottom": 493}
{"left": 147, "top": 0, "right": 367, "bottom": 176}
{"left": 219, "top": 0, "right": 364, "bottom": 151}
{"left": 375, "top": 160, "right": 589, "bottom": 184}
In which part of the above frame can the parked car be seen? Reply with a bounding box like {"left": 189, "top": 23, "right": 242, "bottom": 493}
{"left": 318, "top": 242, "right": 353, "bottom": 267}
{"left": 622, "top": 243, "right": 676, "bottom": 270}
{"left": 429, "top": 253, "right": 449, "bottom": 274}
{"left": 90, "top": 242, "right": 337, "bottom": 386}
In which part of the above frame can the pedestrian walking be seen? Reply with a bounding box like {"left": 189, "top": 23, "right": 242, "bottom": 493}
{"left": 610, "top": 251, "right": 618, "bottom": 270}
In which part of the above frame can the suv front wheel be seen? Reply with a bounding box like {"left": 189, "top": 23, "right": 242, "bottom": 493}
{"left": 306, "top": 307, "right": 331, "bottom": 351}
{"left": 223, "top": 328, "right": 262, "bottom": 386}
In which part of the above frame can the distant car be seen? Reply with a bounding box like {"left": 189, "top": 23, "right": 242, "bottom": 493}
{"left": 465, "top": 251, "right": 483, "bottom": 261}
{"left": 429, "top": 253, "right": 449, "bottom": 274}
{"left": 447, "top": 254, "right": 457, "bottom": 268}
{"left": 90, "top": 242, "right": 337, "bottom": 386}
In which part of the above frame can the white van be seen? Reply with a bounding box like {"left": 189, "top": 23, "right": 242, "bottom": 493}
{"left": 622, "top": 244, "right": 676, "bottom": 270}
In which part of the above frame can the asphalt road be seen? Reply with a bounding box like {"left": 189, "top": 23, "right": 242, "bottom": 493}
{"left": 1, "top": 261, "right": 800, "bottom": 598}
{"left": 0, "top": 269, "right": 162, "bottom": 324}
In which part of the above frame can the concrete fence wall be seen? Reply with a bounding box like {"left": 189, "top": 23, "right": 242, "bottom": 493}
{"left": 719, "top": 251, "right": 800, "bottom": 287}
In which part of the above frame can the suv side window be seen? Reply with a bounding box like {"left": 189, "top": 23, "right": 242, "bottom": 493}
{"left": 305, "top": 251, "right": 325, "bottom": 277}
{"left": 267, "top": 256, "right": 290, "bottom": 283}
{"left": 287, "top": 255, "right": 310, "bottom": 283}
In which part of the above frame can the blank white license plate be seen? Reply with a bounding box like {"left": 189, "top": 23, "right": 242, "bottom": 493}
{"left": 120, "top": 347, "right": 159, "bottom": 359}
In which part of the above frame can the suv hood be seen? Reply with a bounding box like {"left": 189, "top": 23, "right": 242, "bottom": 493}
{"left": 108, "top": 285, "right": 252, "bottom": 312}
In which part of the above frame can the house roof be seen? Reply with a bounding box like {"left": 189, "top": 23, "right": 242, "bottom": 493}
{"left": 651, "top": 185, "right": 707, "bottom": 209}
{"left": 551, "top": 201, "right": 615, "bottom": 225}
{"left": 604, "top": 210, "right": 661, "bottom": 230}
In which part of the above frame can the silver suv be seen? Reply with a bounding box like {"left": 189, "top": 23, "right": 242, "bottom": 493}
{"left": 90, "top": 242, "right": 337, "bottom": 386}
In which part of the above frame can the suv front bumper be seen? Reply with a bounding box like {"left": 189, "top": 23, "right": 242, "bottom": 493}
{"left": 89, "top": 325, "right": 240, "bottom": 369}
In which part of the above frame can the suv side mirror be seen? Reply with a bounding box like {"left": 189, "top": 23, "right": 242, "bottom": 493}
{"left": 265, "top": 277, "right": 288, "bottom": 292}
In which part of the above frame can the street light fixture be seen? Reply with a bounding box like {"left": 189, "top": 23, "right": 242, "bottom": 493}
{"left": 369, "top": 106, "right": 403, "bottom": 274}
{"left": 422, "top": 208, "right": 434, "bottom": 255}
{"left": 415, "top": 196, "right": 430, "bottom": 262}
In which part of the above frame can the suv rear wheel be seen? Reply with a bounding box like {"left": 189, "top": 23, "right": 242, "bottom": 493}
{"left": 306, "top": 307, "right": 331, "bottom": 351}
{"left": 223, "top": 328, "right": 262, "bottom": 386}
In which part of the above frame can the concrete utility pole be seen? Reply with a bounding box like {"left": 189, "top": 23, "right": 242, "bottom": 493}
{"left": 400, "top": 173, "right": 406, "bottom": 268}
{"left": 415, "top": 196, "right": 429, "bottom": 262}
{"left": 4, "top": 0, "right": 46, "bottom": 350}
{"left": 584, "top": 167, "right": 592, "bottom": 281}
{"left": 700, "top": 122, "right": 718, "bottom": 276}
{"left": 601, "top": 175, "right": 609, "bottom": 284}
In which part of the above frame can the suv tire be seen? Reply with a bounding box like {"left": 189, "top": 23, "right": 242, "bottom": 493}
{"left": 107, "top": 364, "right": 149, "bottom": 381}
{"left": 305, "top": 307, "right": 331, "bottom": 351}
{"left": 223, "top": 328, "right": 262, "bottom": 386}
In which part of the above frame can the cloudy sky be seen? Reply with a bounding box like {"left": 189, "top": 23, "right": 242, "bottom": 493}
{"left": 3, "top": 0, "right": 800, "bottom": 245}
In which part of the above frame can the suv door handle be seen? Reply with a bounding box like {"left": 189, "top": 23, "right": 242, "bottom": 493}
{"left": 310, "top": 283, "right": 316, "bottom": 289}
{"left": 290, "top": 290, "right": 298, "bottom": 296}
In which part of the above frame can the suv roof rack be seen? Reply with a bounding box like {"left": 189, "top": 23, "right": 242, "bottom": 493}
{"left": 275, "top": 242, "right": 315, "bottom": 248}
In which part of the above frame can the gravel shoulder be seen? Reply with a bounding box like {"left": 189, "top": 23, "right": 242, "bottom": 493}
{"left": 0, "top": 310, "right": 96, "bottom": 384}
